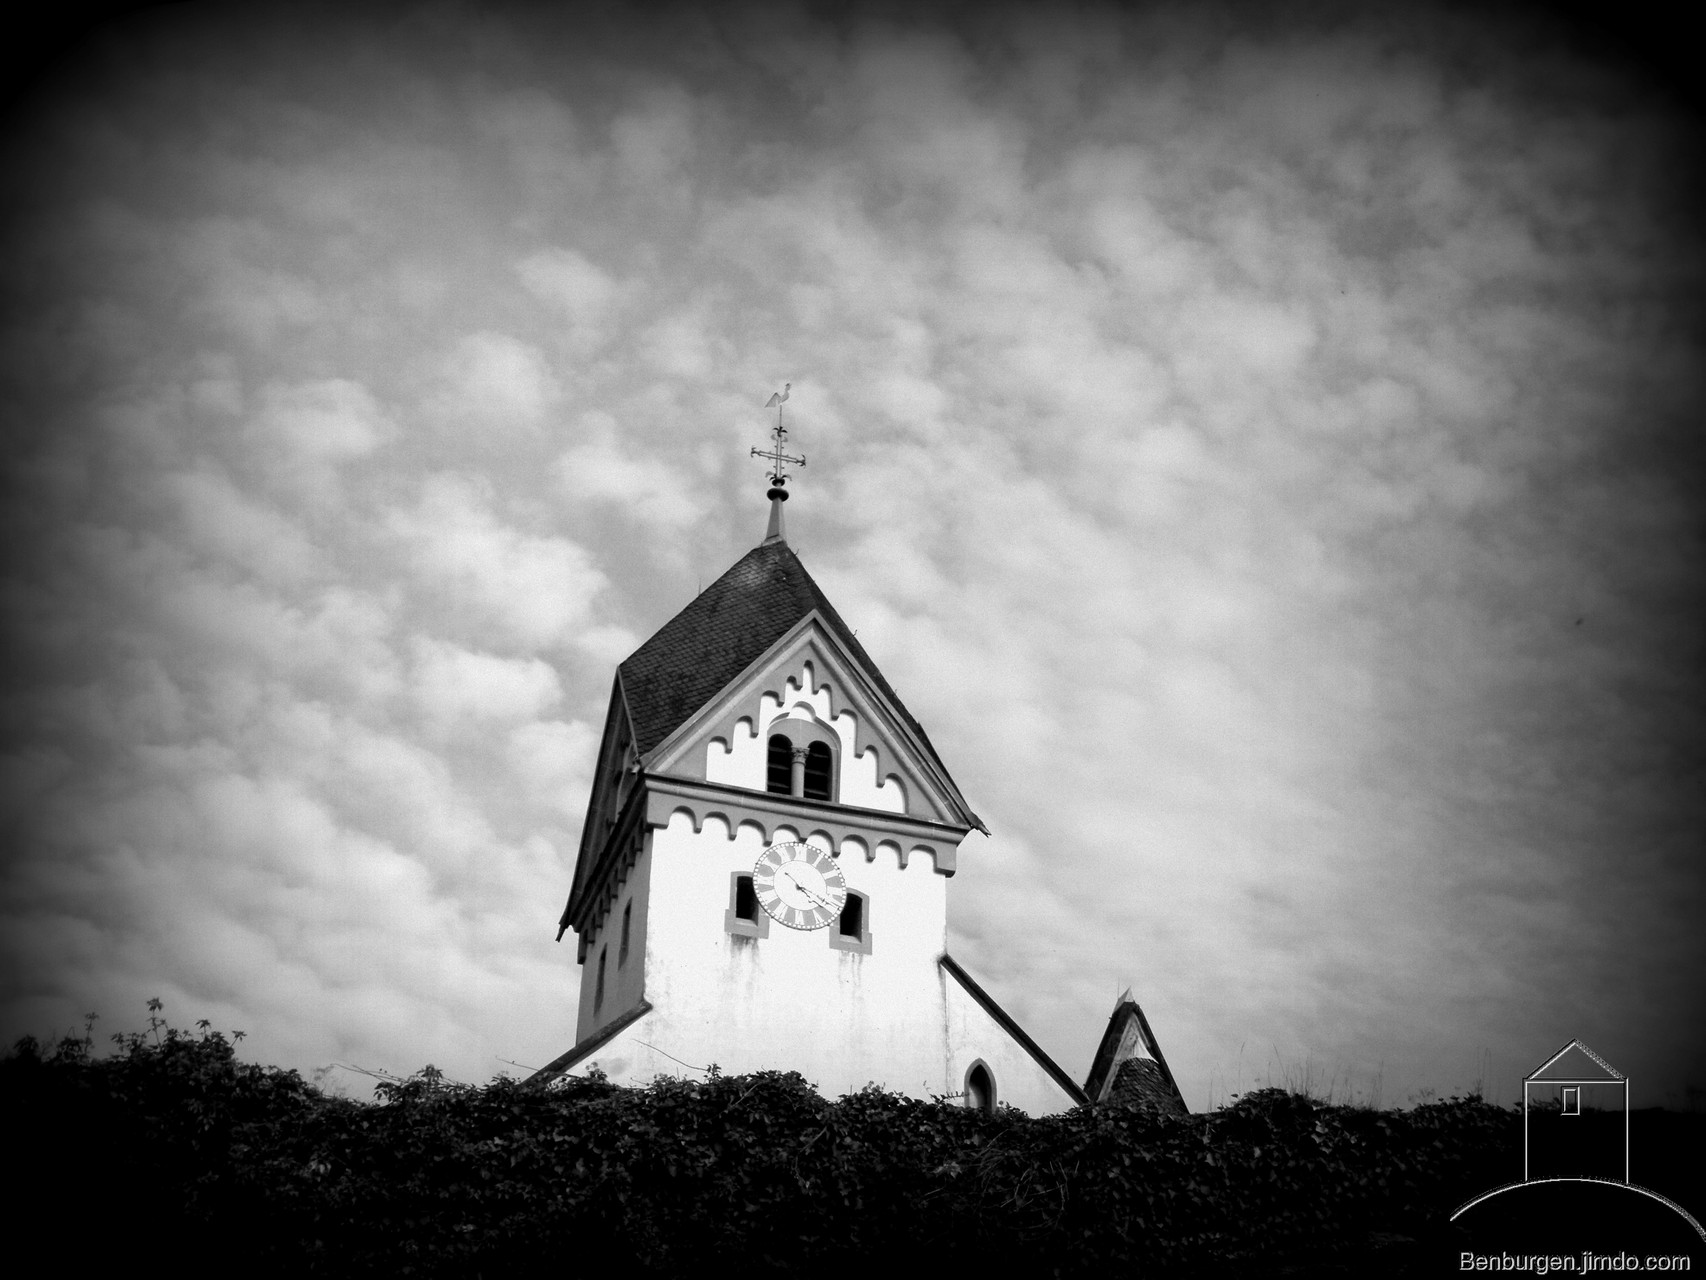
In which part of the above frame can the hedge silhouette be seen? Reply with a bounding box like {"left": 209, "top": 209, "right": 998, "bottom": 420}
{"left": 7, "top": 1007, "right": 1534, "bottom": 1276}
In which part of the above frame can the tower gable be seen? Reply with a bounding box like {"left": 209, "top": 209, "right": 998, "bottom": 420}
{"left": 614, "top": 541, "right": 965, "bottom": 800}
{"left": 646, "top": 613, "right": 980, "bottom": 830}
{"left": 558, "top": 536, "right": 982, "bottom": 948}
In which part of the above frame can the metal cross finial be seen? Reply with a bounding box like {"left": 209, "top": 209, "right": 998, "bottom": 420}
{"left": 751, "top": 383, "right": 804, "bottom": 489}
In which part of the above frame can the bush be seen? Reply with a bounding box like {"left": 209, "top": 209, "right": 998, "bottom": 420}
{"left": 4, "top": 1008, "right": 1524, "bottom": 1276}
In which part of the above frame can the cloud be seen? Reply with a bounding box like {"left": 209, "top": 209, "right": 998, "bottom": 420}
{"left": 505, "top": 719, "right": 598, "bottom": 821}
{"left": 1, "top": 0, "right": 1699, "bottom": 1111}
{"left": 252, "top": 378, "right": 389, "bottom": 464}
{"left": 433, "top": 332, "right": 560, "bottom": 432}
{"left": 517, "top": 250, "right": 617, "bottom": 310}
{"left": 158, "top": 465, "right": 322, "bottom": 587}
{"left": 387, "top": 473, "right": 608, "bottom": 652}
{"left": 554, "top": 410, "right": 708, "bottom": 535}
{"left": 410, "top": 640, "right": 562, "bottom": 739}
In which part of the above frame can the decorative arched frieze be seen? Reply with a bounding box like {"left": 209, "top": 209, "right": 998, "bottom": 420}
{"left": 579, "top": 824, "right": 645, "bottom": 963}
{"left": 704, "top": 717, "right": 754, "bottom": 773}
{"left": 673, "top": 633, "right": 932, "bottom": 821}
{"left": 647, "top": 779, "right": 960, "bottom": 876}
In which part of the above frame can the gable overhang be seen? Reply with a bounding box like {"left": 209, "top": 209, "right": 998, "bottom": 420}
{"left": 560, "top": 773, "right": 650, "bottom": 947}
{"left": 641, "top": 609, "right": 985, "bottom": 833}
{"left": 558, "top": 677, "right": 639, "bottom": 939}
{"left": 526, "top": 1000, "right": 654, "bottom": 1088}
{"left": 940, "top": 953, "right": 1089, "bottom": 1108}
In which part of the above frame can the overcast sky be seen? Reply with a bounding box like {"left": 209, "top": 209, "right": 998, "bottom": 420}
{"left": 1, "top": 0, "right": 1700, "bottom": 1111}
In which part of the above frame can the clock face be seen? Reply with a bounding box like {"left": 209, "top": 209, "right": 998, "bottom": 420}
{"left": 753, "top": 841, "right": 848, "bottom": 931}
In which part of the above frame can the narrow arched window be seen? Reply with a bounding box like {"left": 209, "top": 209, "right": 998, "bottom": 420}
{"left": 766, "top": 734, "right": 793, "bottom": 795}
{"left": 594, "top": 945, "right": 607, "bottom": 1014}
{"left": 966, "top": 1062, "right": 995, "bottom": 1115}
{"left": 618, "top": 901, "right": 632, "bottom": 966}
{"left": 803, "top": 741, "right": 833, "bottom": 801}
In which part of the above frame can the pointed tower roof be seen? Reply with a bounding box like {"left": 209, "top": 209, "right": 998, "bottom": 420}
{"left": 616, "top": 538, "right": 957, "bottom": 787}
{"left": 1083, "top": 993, "right": 1188, "bottom": 1116}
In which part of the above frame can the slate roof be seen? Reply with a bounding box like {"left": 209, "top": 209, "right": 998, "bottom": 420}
{"left": 617, "top": 539, "right": 954, "bottom": 783}
{"left": 1083, "top": 997, "right": 1188, "bottom": 1114}
{"left": 1106, "top": 1057, "right": 1190, "bottom": 1117}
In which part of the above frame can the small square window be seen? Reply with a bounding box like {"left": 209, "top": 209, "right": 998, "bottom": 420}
{"left": 829, "top": 890, "right": 871, "bottom": 954}
{"left": 725, "top": 872, "right": 769, "bottom": 939}
{"left": 1561, "top": 1086, "right": 1580, "bottom": 1116}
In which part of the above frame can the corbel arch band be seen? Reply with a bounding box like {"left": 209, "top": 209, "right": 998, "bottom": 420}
{"left": 657, "top": 803, "right": 954, "bottom": 875}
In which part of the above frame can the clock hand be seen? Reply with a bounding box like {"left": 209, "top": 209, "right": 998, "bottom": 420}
{"left": 777, "top": 867, "right": 837, "bottom": 912}
{"left": 794, "top": 882, "right": 838, "bottom": 911}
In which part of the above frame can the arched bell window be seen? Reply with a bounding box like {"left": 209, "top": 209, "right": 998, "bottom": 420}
{"left": 766, "top": 734, "right": 794, "bottom": 795}
{"left": 803, "top": 741, "right": 833, "bottom": 801}
{"left": 764, "top": 721, "right": 838, "bottom": 802}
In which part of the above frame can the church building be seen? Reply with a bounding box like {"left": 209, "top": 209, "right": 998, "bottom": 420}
{"left": 531, "top": 403, "right": 1167, "bottom": 1116}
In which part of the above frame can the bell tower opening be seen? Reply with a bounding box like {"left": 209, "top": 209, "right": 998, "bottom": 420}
{"left": 766, "top": 734, "right": 793, "bottom": 794}
{"left": 803, "top": 740, "right": 833, "bottom": 800}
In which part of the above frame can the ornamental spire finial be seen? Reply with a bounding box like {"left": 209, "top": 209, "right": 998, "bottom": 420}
{"left": 751, "top": 383, "right": 803, "bottom": 546}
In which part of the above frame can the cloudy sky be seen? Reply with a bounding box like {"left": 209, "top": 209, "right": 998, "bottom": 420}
{"left": 1, "top": 0, "right": 1700, "bottom": 1111}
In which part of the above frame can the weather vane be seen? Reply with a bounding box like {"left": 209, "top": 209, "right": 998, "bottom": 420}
{"left": 751, "top": 382, "right": 804, "bottom": 492}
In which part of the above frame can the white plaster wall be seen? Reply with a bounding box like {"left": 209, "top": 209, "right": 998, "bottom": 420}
{"left": 836, "top": 731, "right": 905, "bottom": 813}
{"left": 704, "top": 715, "right": 762, "bottom": 787}
{"left": 580, "top": 810, "right": 956, "bottom": 1097}
{"left": 942, "top": 973, "right": 1081, "bottom": 1117}
{"left": 566, "top": 813, "right": 1079, "bottom": 1115}
{"left": 701, "top": 660, "right": 906, "bottom": 814}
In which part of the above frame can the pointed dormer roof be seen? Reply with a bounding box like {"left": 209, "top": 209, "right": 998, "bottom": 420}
{"left": 617, "top": 539, "right": 959, "bottom": 791}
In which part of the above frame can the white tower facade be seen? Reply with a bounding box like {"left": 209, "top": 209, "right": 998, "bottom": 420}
{"left": 534, "top": 517, "right": 1084, "bottom": 1115}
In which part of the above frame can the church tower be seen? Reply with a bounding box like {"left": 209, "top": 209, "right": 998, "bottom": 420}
{"left": 532, "top": 397, "right": 1085, "bottom": 1114}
